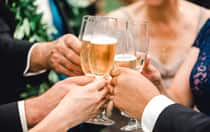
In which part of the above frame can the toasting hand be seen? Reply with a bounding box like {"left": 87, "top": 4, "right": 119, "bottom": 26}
{"left": 29, "top": 34, "right": 83, "bottom": 76}
{"left": 110, "top": 67, "right": 160, "bottom": 119}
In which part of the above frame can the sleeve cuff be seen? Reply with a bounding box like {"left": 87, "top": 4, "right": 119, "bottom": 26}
{"left": 18, "top": 101, "right": 28, "bottom": 132}
{"left": 23, "top": 43, "right": 47, "bottom": 77}
{"left": 141, "top": 95, "right": 174, "bottom": 132}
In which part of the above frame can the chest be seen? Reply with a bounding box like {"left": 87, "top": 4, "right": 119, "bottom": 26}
{"left": 149, "top": 26, "right": 197, "bottom": 67}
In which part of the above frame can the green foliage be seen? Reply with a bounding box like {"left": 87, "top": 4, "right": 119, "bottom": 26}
{"left": 103, "top": 0, "right": 124, "bottom": 13}
{"left": 9, "top": 0, "right": 54, "bottom": 42}
{"left": 20, "top": 71, "right": 59, "bottom": 98}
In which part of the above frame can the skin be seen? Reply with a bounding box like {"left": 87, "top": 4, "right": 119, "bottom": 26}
{"left": 109, "top": 0, "right": 210, "bottom": 83}
{"left": 23, "top": 34, "right": 88, "bottom": 127}
{"left": 142, "top": 47, "right": 200, "bottom": 107}
{"left": 29, "top": 77, "right": 108, "bottom": 132}
{"left": 30, "top": 34, "right": 83, "bottom": 76}
{"left": 110, "top": 67, "right": 160, "bottom": 120}
{"left": 25, "top": 76, "right": 97, "bottom": 127}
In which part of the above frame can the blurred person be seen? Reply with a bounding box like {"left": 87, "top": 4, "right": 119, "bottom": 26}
{"left": 141, "top": 17, "right": 210, "bottom": 118}
{"left": 109, "top": 0, "right": 210, "bottom": 88}
{"left": 36, "top": 0, "right": 97, "bottom": 37}
{"left": 110, "top": 67, "right": 210, "bottom": 132}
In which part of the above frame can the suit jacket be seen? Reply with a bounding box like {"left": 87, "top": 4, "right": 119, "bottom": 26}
{"left": 0, "top": 3, "right": 48, "bottom": 131}
{"left": 154, "top": 104, "right": 210, "bottom": 132}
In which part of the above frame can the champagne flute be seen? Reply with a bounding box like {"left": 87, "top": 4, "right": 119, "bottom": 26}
{"left": 87, "top": 16, "right": 120, "bottom": 126}
{"left": 120, "top": 21, "right": 150, "bottom": 131}
{"left": 89, "top": 17, "right": 119, "bottom": 79}
{"left": 79, "top": 15, "right": 96, "bottom": 76}
{"left": 79, "top": 15, "right": 114, "bottom": 125}
{"left": 114, "top": 21, "right": 137, "bottom": 69}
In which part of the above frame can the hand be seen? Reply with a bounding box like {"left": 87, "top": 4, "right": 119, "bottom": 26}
{"left": 110, "top": 67, "right": 160, "bottom": 120}
{"left": 25, "top": 76, "right": 95, "bottom": 127}
{"left": 141, "top": 56, "right": 165, "bottom": 92}
{"left": 30, "top": 78, "right": 109, "bottom": 132}
{"left": 30, "top": 34, "right": 83, "bottom": 76}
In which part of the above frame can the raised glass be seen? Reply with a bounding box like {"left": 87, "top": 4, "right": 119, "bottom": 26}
{"left": 79, "top": 16, "right": 120, "bottom": 126}
{"left": 119, "top": 20, "right": 150, "bottom": 131}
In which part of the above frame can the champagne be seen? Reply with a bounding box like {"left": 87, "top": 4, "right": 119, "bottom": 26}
{"left": 114, "top": 54, "right": 137, "bottom": 69}
{"left": 89, "top": 36, "right": 117, "bottom": 76}
{"left": 80, "top": 39, "right": 91, "bottom": 75}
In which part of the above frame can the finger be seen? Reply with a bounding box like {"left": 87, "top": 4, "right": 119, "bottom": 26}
{"left": 106, "top": 101, "right": 114, "bottom": 117}
{"left": 54, "top": 63, "right": 78, "bottom": 76}
{"left": 110, "top": 67, "right": 121, "bottom": 77}
{"left": 96, "top": 99, "right": 109, "bottom": 113}
{"left": 64, "top": 34, "right": 81, "bottom": 54}
{"left": 56, "top": 53, "right": 82, "bottom": 73}
{"left": 143, "top": 54, "right": 150, "bottom": 71}
{"left": 110, "top": 77, "right": 118, "bottom": 86}
{"left": 109, "top": 95, "right": 114, "bottom": 100}
{"left": 86, "top": 78, "right": 107, "bottom": 91}
{"left": 106, "top": 84, "right": 114, "bottom": 94}
{"left": 56, "top": 42, "right": 81, "bottom": 66}
{"left": 97, "top": 88, "right": 109, "bottom": 100}
{"left": 63, "top": 76, "right": 95, "bottom": 86}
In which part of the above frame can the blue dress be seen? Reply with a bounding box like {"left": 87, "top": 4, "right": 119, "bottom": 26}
{"left": 190, "top": 19, "right": 210, "bottom": 115}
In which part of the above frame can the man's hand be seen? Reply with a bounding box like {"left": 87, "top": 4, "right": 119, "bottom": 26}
{"left": 110, "top": 67, "right": 160, "bottom": 120}
{"left": 29, "top": 78, "right": 109, "bottom": 132}
{"left": 25, "top": 76, "right": 95, "bottom": 127}
{"left": 30, "top": 34, "right": 83, "bottom": 76}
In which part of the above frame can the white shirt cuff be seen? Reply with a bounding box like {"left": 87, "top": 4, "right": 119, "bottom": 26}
{"left": 141, "top": 95, "right": 174, "bottom": 132}
{"left": 18, "top": 101, "right": 28, "bottom": 132}
{"left": 23, "top": 43, "right": 46, "bottom": 77}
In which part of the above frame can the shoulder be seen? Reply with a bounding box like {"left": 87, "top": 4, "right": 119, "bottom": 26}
{"left": 182, "top": 0, "right": 210, "bottom": 28}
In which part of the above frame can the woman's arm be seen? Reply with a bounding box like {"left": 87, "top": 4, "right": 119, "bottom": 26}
{"left": 166, "top": 47, "right": 199, "bottom": 107}
{"left": 142, "top": 48, "right": 200, "bottom": 107}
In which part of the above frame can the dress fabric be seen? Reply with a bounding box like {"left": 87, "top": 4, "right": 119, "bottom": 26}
{"left": 190, "top": 19, "right": 210, "bottom": 115}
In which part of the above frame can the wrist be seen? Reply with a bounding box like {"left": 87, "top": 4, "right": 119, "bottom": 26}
{"left": 25, "top": 97, "right": 46, "bottom": 127}
{"left": 30, "top": 107, "right": 74, "bottom": 132}
{"left": 29, "top": 42, "right": 54, "bottom": 72}
{"left": 137, "top": 85, "right": 160, "bottom": 120}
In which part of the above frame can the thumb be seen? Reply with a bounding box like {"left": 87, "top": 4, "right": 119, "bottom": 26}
{"left": 86, "top": 78, "right": 107, "bottom": 91}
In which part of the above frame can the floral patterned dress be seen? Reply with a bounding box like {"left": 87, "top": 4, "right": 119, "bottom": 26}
{"left": 190, "top": 19, "right": 210, "bottom": 115}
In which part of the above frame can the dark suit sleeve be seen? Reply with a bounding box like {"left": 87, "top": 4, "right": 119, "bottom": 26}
{"left": 0, "top": 102, "right": 22, "bottom": 132}
{"left": 0, "top": 18, "right": 32, "bottom": 77}
{"left": 0, "top": 18, "right": 48, "bottom": 104}
{"left": 153, "top": 104, "right": 210, "bottom": 132}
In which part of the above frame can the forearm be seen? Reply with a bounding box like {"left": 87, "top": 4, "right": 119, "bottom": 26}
{"left": 29, "top": 107, "right": 77, "bottom": 132}
{"left": 155, "top": 78, "right": 193, "bottom": 107}
{"left": 29, "top": 116, "right": 69, "bottom": 132}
